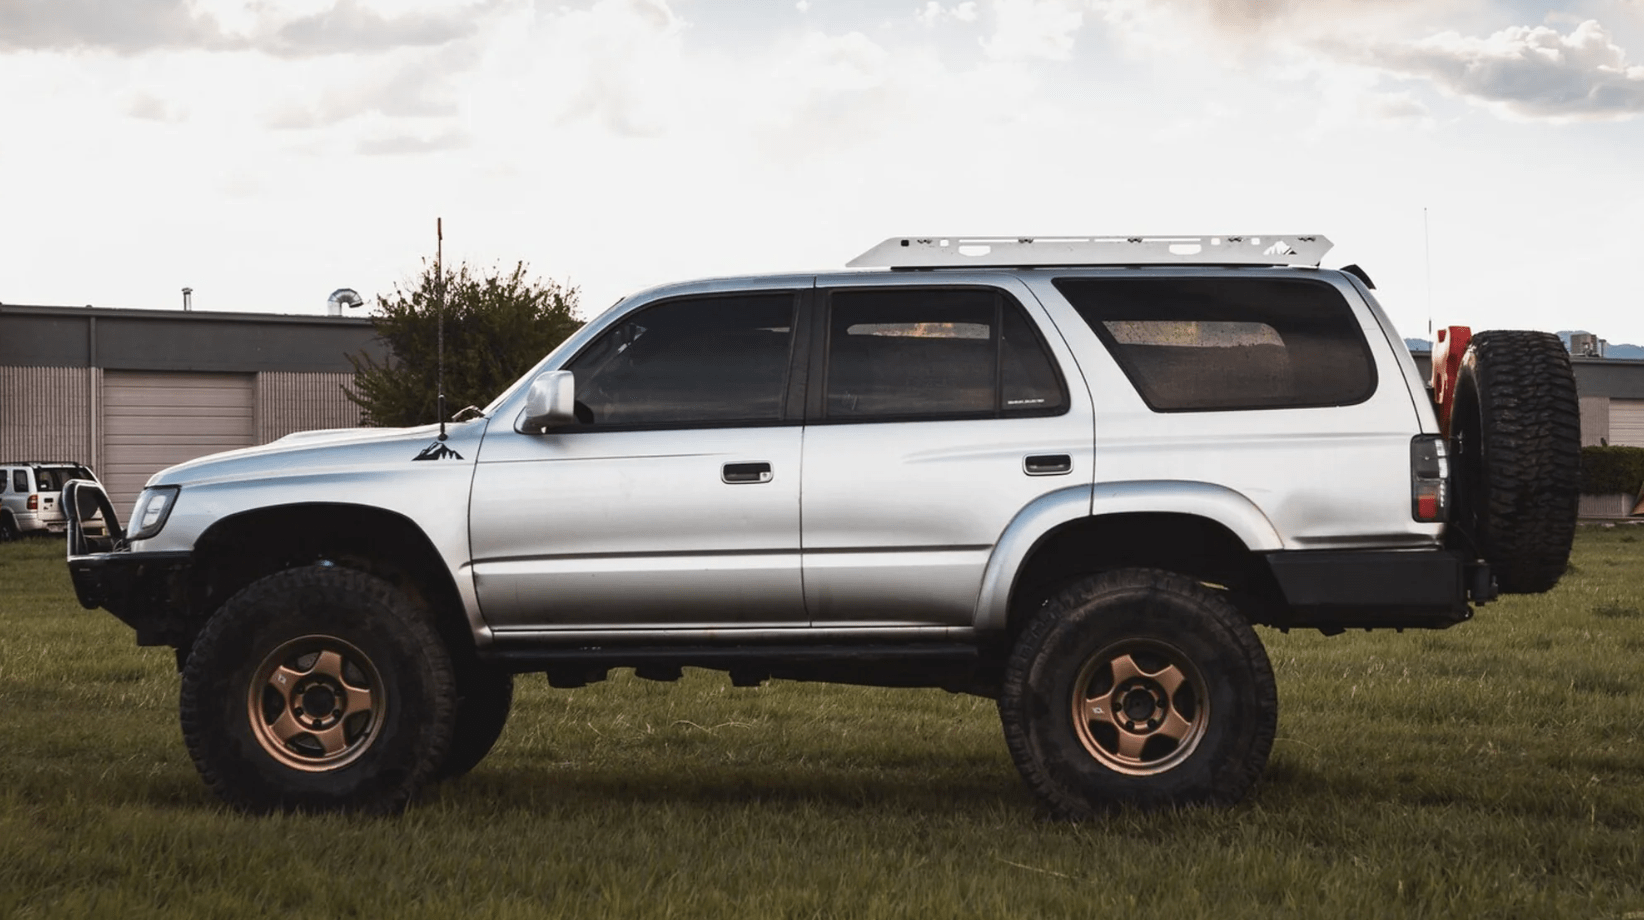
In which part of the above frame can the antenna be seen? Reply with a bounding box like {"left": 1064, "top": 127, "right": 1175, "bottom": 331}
{"left": 1424, "top": 208, "right": 1433, "bottom": 338}
{"left": 437, "top": 217, "right": 447, "bottom": 441}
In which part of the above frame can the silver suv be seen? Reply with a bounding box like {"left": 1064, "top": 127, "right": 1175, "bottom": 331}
{"left": 62, "top": 235, "right": 1580, "bottom": 816}
{"left": 2, "top": 462, "right": 99, "bottom": 540}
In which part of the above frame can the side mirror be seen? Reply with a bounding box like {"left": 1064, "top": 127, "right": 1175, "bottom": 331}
{"left": 519, "top": 370, "right": 578, "bottom": 433}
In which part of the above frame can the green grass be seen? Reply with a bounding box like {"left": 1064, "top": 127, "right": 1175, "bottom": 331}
{"left": 3, "top": 528, "right": 1644, "bottom": 919}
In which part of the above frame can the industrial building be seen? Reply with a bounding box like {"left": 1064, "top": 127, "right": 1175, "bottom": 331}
{"left": 0, "top": 303, "right": 382, "bottom": 513}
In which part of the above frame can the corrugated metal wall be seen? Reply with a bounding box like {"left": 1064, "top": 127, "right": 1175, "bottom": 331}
{"left": 1612, "top": 399, "right": 1644, "bottom": 447}
{"left": 257, "top": 372, "right": 362, "bottom": 442}
{"left": 0, "top": 365, "right": 95, "bottom": 465}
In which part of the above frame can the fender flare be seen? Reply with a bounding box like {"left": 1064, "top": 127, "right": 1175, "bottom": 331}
{"left": 972, "top": 480, "right": 1281, "bottom": 633}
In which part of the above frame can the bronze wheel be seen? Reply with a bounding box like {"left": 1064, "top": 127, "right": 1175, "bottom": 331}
{"left": 248, "top": 635, "right": 386, "bottom": 772}
{"left": 999, "top": 568, "right": 1277, "bottom": 817}
{"left": 1071, "top": 639, "right": 1208, "bottom": 776}
{"left": 180, "top": 565, "right": 456, "bottom": 813}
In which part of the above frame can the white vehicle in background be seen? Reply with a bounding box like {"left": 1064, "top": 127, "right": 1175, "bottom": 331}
{"left": 1, "top": 462, "right": 101, "bottom": 540}
{"left": 61, "top": 234, "right": 1580, "bottom": 817}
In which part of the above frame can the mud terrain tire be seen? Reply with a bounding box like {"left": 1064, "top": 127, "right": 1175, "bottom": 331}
{"left": 998, "top": 569, "right": 1277, "bottom": 818}
{"left": 436, "top": 665, "right": 513, "bottom": 781}
{"left": 1449, "top": 330, "right": 1581, "bottom": 594}
{"left": 179, "top": 565, "right": 456, "bottom": 814}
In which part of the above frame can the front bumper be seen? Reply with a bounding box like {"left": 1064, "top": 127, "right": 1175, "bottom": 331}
{"left": 68, "top": 548, "right": 194, "bottom": 645}
{"left": 63, "top": 479, "right": 194, "bottom": 647}
{"left": 1263, "top": 548, "right": 1490, "bottom": 631}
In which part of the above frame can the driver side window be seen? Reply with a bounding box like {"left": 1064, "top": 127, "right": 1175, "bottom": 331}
{"left": 565, "top": 293, "right": 798, "bottom": 428}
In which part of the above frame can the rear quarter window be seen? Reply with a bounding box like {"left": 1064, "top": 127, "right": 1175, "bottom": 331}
{"left": 1054, "top": 276, "right": 1376, "bottom": 412}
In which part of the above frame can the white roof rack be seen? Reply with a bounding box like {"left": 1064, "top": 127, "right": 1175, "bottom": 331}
{"left": 847, "top": 235, "right": 1333, "bottom": 269}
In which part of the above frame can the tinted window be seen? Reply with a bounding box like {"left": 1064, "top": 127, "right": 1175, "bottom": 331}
{"left": 34, "top": 467, "right": 89, "bottom": 491}
{"left": 824, "top": 288, "right": 1066, "bottom": 419}
{"left": 566, "top": 293, "right": 796, "bottom": 427}
{"left": 12, "top": 470, "right": 25, "bottom": 492}
{"left": 1055, "top": 277, "right": 1376, "bottom": 411}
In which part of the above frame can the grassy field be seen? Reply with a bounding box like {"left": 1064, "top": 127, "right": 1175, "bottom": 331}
{"left": 2, "top": 529, "right": 1642, "bottom": 919}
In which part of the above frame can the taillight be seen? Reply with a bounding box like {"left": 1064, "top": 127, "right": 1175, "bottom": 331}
{"left": 1411, "top": 435, "right": 1449, "bottom": 522}
{"left": 26, "top": 494, "right": 37, "bottom": 511}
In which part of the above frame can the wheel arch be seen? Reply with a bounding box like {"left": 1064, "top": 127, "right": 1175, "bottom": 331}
{"left": 976, "top": 483, "right": 1283, "bottom": 639}
{"left": 185, "top": 503, "right": 474, "bottom": 664}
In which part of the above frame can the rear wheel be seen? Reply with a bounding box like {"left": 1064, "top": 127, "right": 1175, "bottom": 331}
{"left": 0, "top": 513, "right": 16, "bottom": 542}
{"left": 1449, "top": 330, "right": 1581, "bottom": 594}
{"left": 179, "top": 565, "right": 456, "bottom": 813}
{"left": 999, "top": 569, "right": 1276, "bottom": 817}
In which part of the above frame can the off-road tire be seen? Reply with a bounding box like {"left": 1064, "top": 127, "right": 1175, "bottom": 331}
{"left": 1449, "top": 330, "right": 1581, "bottom": 594}
{"left": 999, "top": 569, "right": 1277, "bottom": 818}
{"left": 436, "top": 664, "right": 513, "bottom": 781}
{"left": 179, "top": 565, "right": 456, "bottom": 814}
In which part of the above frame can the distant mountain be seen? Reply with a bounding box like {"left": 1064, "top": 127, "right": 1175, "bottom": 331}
{"left": 1405, "top": 337, "right": 1432, "bottom": 353}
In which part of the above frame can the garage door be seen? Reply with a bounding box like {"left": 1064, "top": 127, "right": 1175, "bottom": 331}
{"left": 102, "top": 371, "right": 255, "bottom": 515}
{"left": 1613, "top": 399, "right": 1644, "bottom": 448}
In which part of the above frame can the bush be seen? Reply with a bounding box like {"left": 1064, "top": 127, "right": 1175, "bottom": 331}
{"left": 347, "top": 261, "right": 581, "bottom": 428}
{"left": 1579, "top": 445, "right": 1644, "bottom": 495}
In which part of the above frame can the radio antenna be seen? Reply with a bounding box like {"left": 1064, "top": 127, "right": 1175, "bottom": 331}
{"left": 1424, "top": 207, "right": 1433, "bottom": 338}
{"left": 436, "top": 217, "right": 447, "bottom": 441}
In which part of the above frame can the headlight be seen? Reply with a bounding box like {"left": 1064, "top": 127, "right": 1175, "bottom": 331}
{"left": 127, "top": 486, "right": 181, "bottom": 541}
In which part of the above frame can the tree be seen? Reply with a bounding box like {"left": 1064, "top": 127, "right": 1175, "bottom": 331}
{"left": 347, "top": 261, "right": 581, "bottom": 428}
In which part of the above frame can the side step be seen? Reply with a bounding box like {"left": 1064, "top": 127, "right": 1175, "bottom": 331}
{"left": 482, "top": 642, "right": 985, "bottom": 692}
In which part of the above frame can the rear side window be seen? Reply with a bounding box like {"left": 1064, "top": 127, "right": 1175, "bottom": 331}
{"left": 823, "top": 288, "right": 1067, "bottom": 420}
{"left": 1055, "top": 276, "right": 1376, "bottom": 411}
{"left": 12, "top": 470, "right": 25, "bottom": 492}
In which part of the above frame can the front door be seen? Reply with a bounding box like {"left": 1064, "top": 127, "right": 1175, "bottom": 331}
{"left": 470, "top": 290, "right": 808, "bottom": 630}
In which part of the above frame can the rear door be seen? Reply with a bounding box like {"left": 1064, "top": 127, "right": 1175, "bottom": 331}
{"left": 798, "top": 280, "right": 1093, "bottom": 626}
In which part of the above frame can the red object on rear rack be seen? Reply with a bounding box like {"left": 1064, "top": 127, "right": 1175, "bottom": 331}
{"left": 1429, "top": 325, "right": 1472, "bottom": 437}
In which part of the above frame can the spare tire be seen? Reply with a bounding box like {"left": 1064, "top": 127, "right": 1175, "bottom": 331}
{"left": 1447, "top": 330, "right": 1580, "bottom": 593}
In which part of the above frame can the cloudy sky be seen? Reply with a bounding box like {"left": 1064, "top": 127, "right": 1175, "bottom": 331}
{"left": 3, "top": 0, "right": 1642, "bottom": 345}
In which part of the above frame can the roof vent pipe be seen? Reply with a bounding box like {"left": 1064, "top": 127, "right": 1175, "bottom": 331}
{"left": 327, "top": 288, "right": 363, "bottom": 316}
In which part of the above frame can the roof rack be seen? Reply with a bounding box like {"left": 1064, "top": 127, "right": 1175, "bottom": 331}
{"left": 847, "top": 235, "right": 1333, "bottom": 269}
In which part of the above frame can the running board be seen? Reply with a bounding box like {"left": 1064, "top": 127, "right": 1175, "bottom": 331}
{"left": 482, "top": 642, "right": 985, "bottom": 692}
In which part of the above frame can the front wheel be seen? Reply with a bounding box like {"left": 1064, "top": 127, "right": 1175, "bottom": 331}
{"left": 998, "top": 569, "right": 1276, "bottom": 817}
{"left": 179, "top": 565, "right": 457, "bottom": 814}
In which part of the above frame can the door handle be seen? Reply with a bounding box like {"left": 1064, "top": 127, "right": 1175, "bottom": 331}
{"left": 1024, "top": 454, "right": 1072, "bottom": 476}
{"left": 722, "top": 462, "right": 773, "bottom": 484}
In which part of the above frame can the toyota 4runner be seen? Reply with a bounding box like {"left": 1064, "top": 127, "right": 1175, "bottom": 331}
{"left": 61, "top": 235, "right": 1581, "bottom": 816}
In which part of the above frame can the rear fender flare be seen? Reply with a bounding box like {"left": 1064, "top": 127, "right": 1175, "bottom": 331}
{"left": 973, "top": 480, "right": 1281, "bottom": 633}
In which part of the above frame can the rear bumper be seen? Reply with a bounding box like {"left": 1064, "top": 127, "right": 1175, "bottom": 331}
{"left": 1263, "top": 548, "right": 1489, "bottom": 631}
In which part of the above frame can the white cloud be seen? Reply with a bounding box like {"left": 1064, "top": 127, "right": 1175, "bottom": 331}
{"left": 1365, "top": 19, "right": 1644, "bottom": 120}
{"left": 0, "top": 0, "right": 243, "bottom": 54}
{"left": 263, "top": 0, "right": 487, "bottom": 57}
{"left": 536, "top": 0, "right": 690, "bottom": 136}
{"left": 265, "top": 42, "right": 479, "bottom": 129}
{"left": 981, "top": 0, "right": 1090, "bottom": 61}
{"left": 917, "top": 2, "right": 980, "bottom": 26}
{"left": 1361, "top": 90, "right": 1432, "bottom": 122}
{"left": 125, "top": 90, "right": 188, "bottom": 122}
